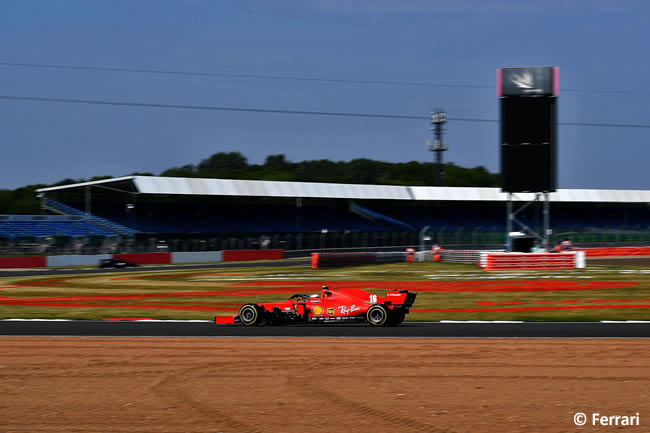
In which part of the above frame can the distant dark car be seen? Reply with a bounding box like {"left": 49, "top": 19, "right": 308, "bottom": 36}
{"left": 98, "top": 258, "right": 138, "bottom": 269}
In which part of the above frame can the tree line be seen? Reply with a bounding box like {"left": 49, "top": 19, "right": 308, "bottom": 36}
{"left": 0, "top": 152, "right": 499, "bottom": 214}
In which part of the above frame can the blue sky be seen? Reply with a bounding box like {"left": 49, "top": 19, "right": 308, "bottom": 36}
{"left": 1, "top": 0, "right": 649, "bottom": 190}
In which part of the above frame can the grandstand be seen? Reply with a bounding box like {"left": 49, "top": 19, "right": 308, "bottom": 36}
{"left": 7, "top": 175, "right": 642, "bottom": 253}
{"left": 0, "top": 215, "right": 117, "bottom": 238}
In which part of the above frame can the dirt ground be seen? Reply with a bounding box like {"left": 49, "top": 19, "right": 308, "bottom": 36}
{"left": 1, "top": 337, "right": 650, "bottom": 433}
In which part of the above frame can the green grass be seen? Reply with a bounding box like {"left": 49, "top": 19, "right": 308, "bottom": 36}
{"left": 1, "top": 261, "right": 650, "bottom": 321}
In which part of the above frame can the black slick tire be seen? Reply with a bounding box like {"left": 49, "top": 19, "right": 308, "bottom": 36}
{"left": 366, "top": 304, "right": 389, "bottom": 327}
{"left": 239, "top": 304, "right": 263, "bottom": 326}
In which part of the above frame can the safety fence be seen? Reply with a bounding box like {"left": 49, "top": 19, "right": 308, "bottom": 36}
{"left": 1, "top": 227, "right": 647, "bottom": 256}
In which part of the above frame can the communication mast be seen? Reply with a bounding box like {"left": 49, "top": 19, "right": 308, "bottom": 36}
{"left": 426, "top": 109, "right": 448, "bottom": 186}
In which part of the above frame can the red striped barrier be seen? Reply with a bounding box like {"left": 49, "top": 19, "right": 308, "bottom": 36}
{"left": 222, "top": 249, "right": 283, "bottom": 262}
{"left": 113, "top": 253, "right": 171, "bottom": 265}
{"left": 0, "top": 256, "right": 47, "bottom": 268}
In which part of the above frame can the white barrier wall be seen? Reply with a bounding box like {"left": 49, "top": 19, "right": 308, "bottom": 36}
{"left": 171, "top": 251, "right": 223, "bottom": 264}
{"left": 46, "top": 254, "right": 112, "bottom": 267}
{"left": 479, "top": 251, "right": 584, "bottom": 270}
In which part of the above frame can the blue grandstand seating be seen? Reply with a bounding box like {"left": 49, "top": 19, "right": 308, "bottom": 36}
{"left": 97, "top": 208, "right": 392, "bottom": 234}
{"left": 43, "top": 199, "right": 136, "bottom": 236}
{"left": 31, "top": 196, "right": 646, "bottom": 238}
{"left": 0, "top": 222, "right": 25, "bottom": 238}
{"left": 0, "top": 218, "right": 120, "bottom": 239}
{"left": 102, "top": 204, "right": 645, "bottom": 235}
{"left": 350, "top": 203, "right": 414, "bottom": 230}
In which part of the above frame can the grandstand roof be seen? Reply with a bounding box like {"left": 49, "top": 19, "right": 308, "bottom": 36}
{"left": 36, "top": 176, "right": 650, "bottom": 203}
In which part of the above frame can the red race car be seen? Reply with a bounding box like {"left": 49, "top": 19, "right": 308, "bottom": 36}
{"left": 215, "top": 285, "right": 417, "bottom": 327}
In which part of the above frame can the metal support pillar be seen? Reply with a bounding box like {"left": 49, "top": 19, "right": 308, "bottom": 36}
{"left": 506, "top": 192, "right": 552, "bottom": 251}
{"left": 543, "top": 192, "right": 550, "bottom": 250}
{"left": 85, "top": 186, "right": 91, "bottom": 223}
{"left": 506, "top": 194, "right": 513, "bottom": 251}
{"left": 131, "top": 193, "right": 137, "bottom": 237}
{"left": 296, "top": 197, "right": 303, "bottom": 250}
{"left": 419, "top": 225, "right": 430, "bottom": 252}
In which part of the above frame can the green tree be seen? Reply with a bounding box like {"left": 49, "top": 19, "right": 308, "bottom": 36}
{"left": 160, "top": 164, "right": 196, "bottom": 177}
{"left": 264, "top": 154, "right": 289, "bottom": 170}
{"left": 196, "top": 152, "right": 248, "bottom": 178}
{"left": 0, "top": 152, "right": 502, "bottom": 216}
{"left": 0, "top": 190, "right": 13, "bottom": 214}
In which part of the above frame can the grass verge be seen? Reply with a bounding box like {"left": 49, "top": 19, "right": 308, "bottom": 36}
{"left": 1, "top": 261, "right": 649, "bottom": 321}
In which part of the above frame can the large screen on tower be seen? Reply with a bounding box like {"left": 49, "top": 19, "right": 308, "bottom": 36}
{"left": 498, "top": 66, "right": 558, "bottom": 193}
{"left": 498, "top": 66, "right": 558, "bottom": 97}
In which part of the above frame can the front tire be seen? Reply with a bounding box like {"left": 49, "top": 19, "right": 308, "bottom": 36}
{"left": 366, "top": 304, "right": 389, "bottom": 327}
{"left": 239, "top": 304, "right": 263, "bottom": 326}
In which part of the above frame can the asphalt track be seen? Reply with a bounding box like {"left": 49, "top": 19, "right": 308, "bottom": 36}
{"left": 0, "top": 259, "right": 311, "bottom": 278}
{"left": 3, "top": 320, "right": 650, "bottom": 337}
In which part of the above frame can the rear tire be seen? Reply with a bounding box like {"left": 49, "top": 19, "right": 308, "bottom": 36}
{"left": 366, "top": 304, "right": 389, "bottom": 327}
{"left": 239, "top": 304, "right": 263, "bottom": 326}
{"left": 387, "top": 310, "right": 406, "bottom": 326}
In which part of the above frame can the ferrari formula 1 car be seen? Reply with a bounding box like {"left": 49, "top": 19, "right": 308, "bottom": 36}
{"left": 216, "top": 286, "right": 417, "bottom": 327}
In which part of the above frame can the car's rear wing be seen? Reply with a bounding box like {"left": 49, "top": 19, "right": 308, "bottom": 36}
{"left": 384, "top": 289, "right": 417, "bottom": 310}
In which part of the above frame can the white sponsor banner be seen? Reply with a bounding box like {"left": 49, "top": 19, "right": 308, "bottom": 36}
{"left": 171, "top": 251, "right": 223, "bottom": 264}
{"left": 47, "top": 254, "right": 112, "bottom": 267}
